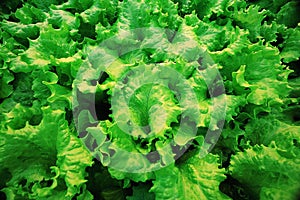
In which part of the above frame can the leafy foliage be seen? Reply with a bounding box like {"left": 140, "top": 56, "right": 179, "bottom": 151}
{"left": 0, "top": 0, "right": 299, "bottom": 199}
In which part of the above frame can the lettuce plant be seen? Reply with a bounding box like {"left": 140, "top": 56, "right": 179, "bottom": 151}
{"left": 0, "top": 0, "right": 299, "bottom": 199}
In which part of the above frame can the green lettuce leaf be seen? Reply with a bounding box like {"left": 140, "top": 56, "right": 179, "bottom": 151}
{"left": 250, "top": 0, "right": 289, "bottom": 14}
{"left": 244, "top": 113, "right": 300, "bottom": 159}
{"left": 230, "top": 4, "right": 269, "bottom": 42}
{"left": 1, "top": 20, "right": 40, "bottom": 39}
{"left": 56, "top": 123, "right": 93, "bottom": 196}
{"left": 150, "top": 153, "right": 230, "bottom": 200}
{"left": 276, "top": 1, "right": 300, "bottom": 28}
{"left": 0, "top": 106, "right": 93, "bottom": 199}
{"left": 0, "top": 68, "right": 14, "bottom": 99}
{"left": 10, "top": 23, "right": 79, "bottom": 72}
{"left": 47, "top": 8, "right": 80, "bottom": 32}
{"left": 280, "top": 25, "right": 300, "bottom": 63}
{"left": 126, "top": 184, "right": 155, "bottom": 200}
{"left": 230, "top": 145, "right": 300, "bottom": 200}
{"left": 79, "top": 0, "right": 118, "bottom": 26}
{"left": 118, "top": 0, "right": 181, "bottom": 30}
{"left": 15, "top": 3, "right": 47, "bottom": 24}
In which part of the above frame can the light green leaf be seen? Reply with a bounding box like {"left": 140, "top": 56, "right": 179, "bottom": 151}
{"left": 56, "top": 125, "right": 93, "bottom": 196}
{"left": 150, "top": 153, "right": 230, "bottom": 200}
{"left": 1, "top": 20, "right": 40, "bottom": 39}
{"left": 20, "top": 23, "right": 78, "bottom": 69}
{"left": 281, "top": 26, "right": 300, "bottom": 63}
{"left": 15, "top": 3, "right": 47, "bottom": 24}
{"left": 230, "top": 5, "right": 269, "bottom": 42}
{"left": 230, "top": 145, "right": 300, "bottom": 200}
{"left": 128, "top": 83, "right": 181, "bottom": 139}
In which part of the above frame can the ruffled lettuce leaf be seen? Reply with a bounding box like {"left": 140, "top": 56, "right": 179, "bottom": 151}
{"left": 73, "top": 20, "right": 227, "bottom": 182}
{"left": 0, "top": 68, "right": 14, "bottom": 99}
{"left": 84, "top": 120, "right": 156, "bottom": 182}
{"left": 0, "top": 106, "right": 93, "bottom": 199}
{"left": 26, "top": 0, "right": 64, "bottom": 11}
{"left": 249, "top": 0, "right": 289, "bottom": 14}
{"left": 1, "top": 20, "right": 40, "bottom": 39}
{"left": 15, "top": 3, "right": 47, "bottom": 24}
{"left": 244, "top": 113, "right": 300, "bottom": 159}
{"left": 280, "top": 25, "right": 300, "bottom": 63}
{"left": 230, "top": 145, "right": 300, "bottom": 200}
{"left": 229, "top": 4, "right": 269, "bottom": 42}
{"left": 118, "top": 0, "right": 181, "bottom": 30}
{"left": 0, "top": 99, "right": 42, "bottom": 130}
{"left": 9, "top": 23, "right": 81, "bottom": 74}
{"left": 276, "top": 0, "right": 300, "bottom": 28}
{"left": 150, "top": 153, "right": 230, "bottom": 200}
{"left": 1, "top": 0, "right": 299, "bottom": 199}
